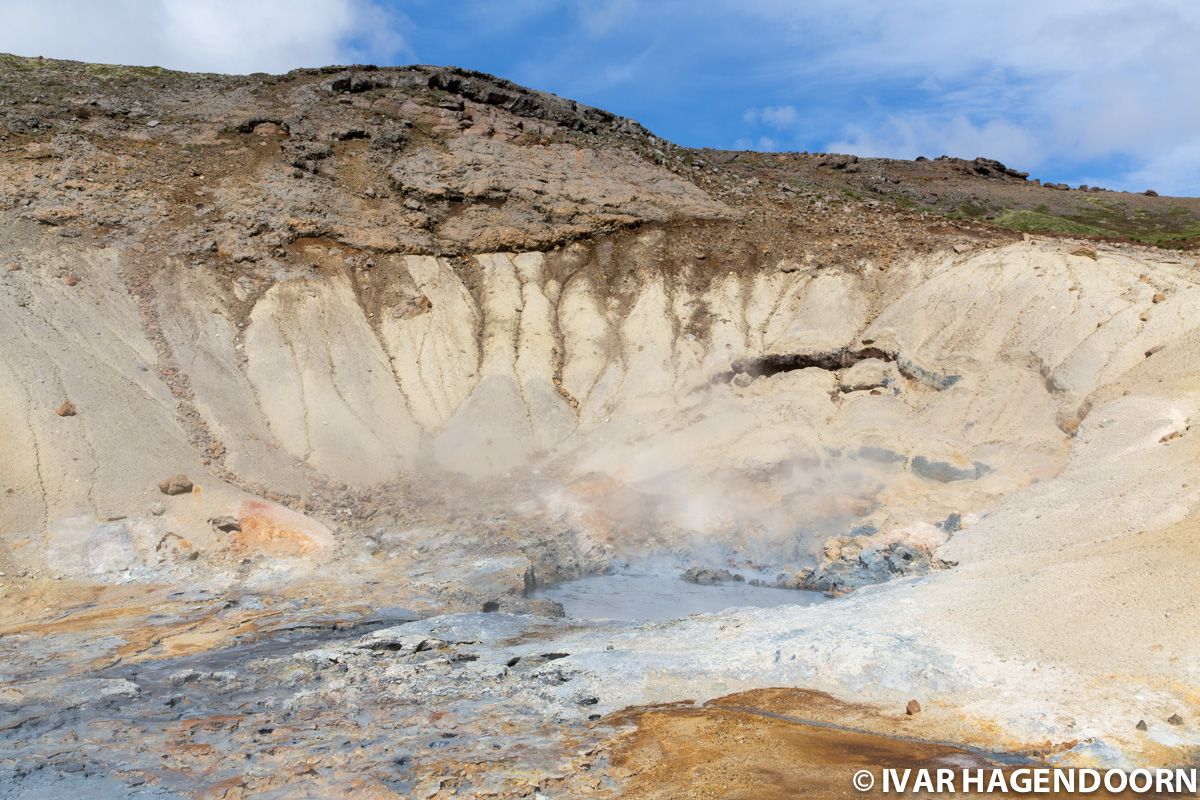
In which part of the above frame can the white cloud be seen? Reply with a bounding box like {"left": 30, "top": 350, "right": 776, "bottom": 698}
{"left": 731, "top": 0, "right": 1200, "bottom": 190}
{"left": 733, "top": 135, "right": 779, "bottom": 151}
{"left": 828, "top": 115, "right": 1040, "bottom": 168}
{"left": 1120, "top": 140, "right": 1200, "bottom": 198}
{"left": 575, "top": 0, "right": 636, "bottom": 36}
{"left": 744, "top": 104, "right": 798, "bottom": 128}
{"left": 0, "top": 0, "right": 411, "bottom": 74}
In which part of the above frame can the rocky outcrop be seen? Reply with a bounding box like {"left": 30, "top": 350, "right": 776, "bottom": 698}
{"left": 389, "top": 136, "right": 730, "bottom": 249}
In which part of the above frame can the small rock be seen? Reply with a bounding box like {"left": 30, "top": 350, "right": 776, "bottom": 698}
{"left": 1136, "top": 719, "right": 1148, "bottom": 731}
{"left": 157, "top": 474, "right": 194, "bottom": 496}
{"left": 62, "top": 275, "right": 80, "bottom": 286}
{"left": 210, "top": 515, "right": 241, "bottom": 532}
{"left": 147, "top": 119, "right": 160, "bottom": 127}
{"left": 31, "top": 206, "right": 80, "bottom": 226}
{"left": 681, "top": 566, "right": 742, "bottom": 585}
{"left": 149, "top": 501, "right": 166, "bottom": 516}
{"left": 394, "top": 294, "right": 432, "bottom": 319}
{"left": 1168, "top": 713, "right": 1184, "bottom": 726}
{"left": 55, "top": 400, "right": 76, "bottom": 417}
{"left": 5, "top": 263, "right": 19, "bottom": 271}
{"left": 906, "top": 699, "right": 922, "bottom": 715}
{"left": 952, "top": 243, "right": 971, "bottom": 254}
{"left": 1152, "top": 292, "right": 1165, "bottom": 304}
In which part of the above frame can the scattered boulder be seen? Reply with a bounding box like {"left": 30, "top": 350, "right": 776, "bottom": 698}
{"left": 774, "top": 568, "right": 814, "bottom": 591}
{"left": 962, "top": 157, "right": 1028, "bottom": 180}
{"left": 55, "top": 400, "right": 76, "bottom": 417}
{"left": 802, "top": 522, "right": 953, "bottom": 594}
{"left": 1136, "top": 719, "right": 1148, "bottom": 731}
{"left": 62, "top": 274, "right": 80, "bottom": 286}
{"left": 1168, "top": 713, "right": 1184, "bottom": 726}
{"left": 234, "top": 117, "right": 290, "bottom": 135}
{"left": 148, "top": 501, "right": 166, "bottom": 516}
{"left": 906, "top": 699, "right": 922, "bottom": 715}
{"left": 30, "top": 206, "right": 80, "bottom": 226}
{"left": 1152, "top": 292, "right": 1165, "bottom": 304}
{"left": 814, "top": 154, "right": 858, "bottom": 171}
{"left": 1144, "top": 189, "right": 1159, "bottom": 197}
{"left": 681, "top": 566, "right": 743, "bottom": 585}
{"left": 394, "top": 293, "right": 433, "bottom": 319}
{"left": 157, "top": 474, "right": 194, "bottom": 496}
{"left": 476, "top": 596, "right": 564, "bottom": 617}
{"left": 210, "top": 515, "right": 241, "bottom": 533}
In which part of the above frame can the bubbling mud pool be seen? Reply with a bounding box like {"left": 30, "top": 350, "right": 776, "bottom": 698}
{"left": 534, "top": 572, "right": 828, "bottom": 622}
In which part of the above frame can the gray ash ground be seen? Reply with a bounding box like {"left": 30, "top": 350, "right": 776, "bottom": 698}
{"left": 0, "top": 605, "right": 616, "bottom": 797}
{"left": 0, "top": 563, "right": 841, "bottom": 798}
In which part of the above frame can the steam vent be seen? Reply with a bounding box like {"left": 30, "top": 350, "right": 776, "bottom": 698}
{"left": 2, "top": 54, "right": 1200, "bottom": 798}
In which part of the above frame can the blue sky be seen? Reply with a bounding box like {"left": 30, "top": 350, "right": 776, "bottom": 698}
{"left": 1, "top": 0, "right": 1198, "bottom": 195}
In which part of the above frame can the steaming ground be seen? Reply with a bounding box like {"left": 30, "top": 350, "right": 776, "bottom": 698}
{"left": 3, "top": 55, "right": 1200, "bottom": 797}
{"left": 3, "top": 230, "right": 1200, "bottom": 795}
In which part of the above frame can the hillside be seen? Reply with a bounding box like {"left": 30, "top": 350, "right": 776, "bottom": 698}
{"left": 1, "top": 54, "right": 1199, "bottom": 798}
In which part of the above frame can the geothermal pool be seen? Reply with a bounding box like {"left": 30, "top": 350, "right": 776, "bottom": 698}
{"left": 535, "top": 572, "right": 828, "bottom": 622}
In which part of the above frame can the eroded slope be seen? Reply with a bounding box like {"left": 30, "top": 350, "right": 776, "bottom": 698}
{"left": 1, "top": 54, "right": 1200, "bottom": 797}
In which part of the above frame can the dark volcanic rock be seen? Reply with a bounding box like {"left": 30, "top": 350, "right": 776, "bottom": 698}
{"left": 681, "top": 566, "right": 743, "bottom": 585}
{"left": 157, "top": 474, "right": 194, "bottom": 495}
